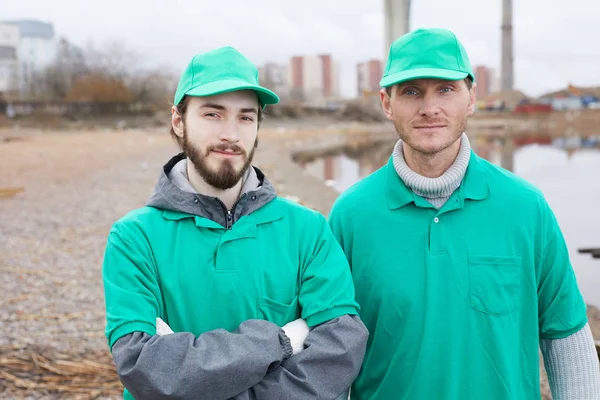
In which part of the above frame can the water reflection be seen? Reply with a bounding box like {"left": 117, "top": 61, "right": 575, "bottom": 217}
{"left": 298, "top": 142, "right": 600, "bottom": 307}
{"left": 300, "top": 140, "right": 394, "bottom": 193}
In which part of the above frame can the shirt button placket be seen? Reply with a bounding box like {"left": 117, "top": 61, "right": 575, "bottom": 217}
{"left": 430, "top": 215, "right": 444, "bottom": 253}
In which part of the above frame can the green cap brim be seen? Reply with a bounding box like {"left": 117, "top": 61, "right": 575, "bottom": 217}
{"left": 380, "top": 68, "right": 469, "bottom": 88}
{"left": 181, "top": 79, "right": 279, "bottom": 109}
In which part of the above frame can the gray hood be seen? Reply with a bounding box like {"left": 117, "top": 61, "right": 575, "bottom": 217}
{"left": 146, "top": 153, "right": 277, "bottom": 228}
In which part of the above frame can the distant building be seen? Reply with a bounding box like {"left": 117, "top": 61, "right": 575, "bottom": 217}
{"left": 473, "top": 65, "right": 491, "bottom": 99}
{"left": 549, "top": 97, "right": 584, "bottom": 110}
{"left": 319, "top": 54, "right": 340, "bottom": 99}
{"left": 539, "top": 84, "right": 600, "bottom": 110}
{"left": 1, "top": 20, "right": 58, "bottom": 93}
{"left": 477, "top": 89, "right": 529, "bottom": 111}
{"left": 288, "top": 54, "right": 340, "bottom": 104}
{"left": 258, "top": 63, "right": 289, "bottom": 102}
{"left": 302, "top": 55, "right": 322, "bottom": 100}
{"left": 0, "top": 23, "right": 19, "bottom": 94}
{"left": 488, "top": 68, "right": 500, "bottom": 94}
{"left": 357, "top": 59, "right": 383, "bottom": 97}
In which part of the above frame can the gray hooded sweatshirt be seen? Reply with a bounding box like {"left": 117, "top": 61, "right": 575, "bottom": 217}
{"left": 110, "top": 153, "right": 368, "bottom": 400}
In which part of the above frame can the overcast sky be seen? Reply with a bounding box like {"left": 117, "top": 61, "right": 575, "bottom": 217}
{"left": 3, "top": 0, "right": 599, "bottom": 98}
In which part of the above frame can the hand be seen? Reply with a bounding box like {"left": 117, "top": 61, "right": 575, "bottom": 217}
{"left": 156, "top": 317, "right": 174, "bottom": 336}
{"left": 282, "top": 318, "right": 309, "bottom": 354}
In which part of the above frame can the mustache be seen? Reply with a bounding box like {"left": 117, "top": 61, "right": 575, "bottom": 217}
{"left": 412, "top": 119, "right": 448, "bottom": 126}
{"left": 207, "top": 143, "right": 246, "bottom": 155}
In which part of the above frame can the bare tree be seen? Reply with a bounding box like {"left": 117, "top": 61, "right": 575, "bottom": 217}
{"left": 33, "top": 37, "right": 88, "bottom": 99}
{"left": 126, "top": 66, "right": 178, "bottom": 109}
{"left": 30, "top": 38, "right": 176, "bottom": 109}
{"left": 84, "top": 40, "right": 139, "bottom": 82}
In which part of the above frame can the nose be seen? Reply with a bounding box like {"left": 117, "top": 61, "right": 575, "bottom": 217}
{"left": 219, "top": 118, "right": 240, "bottom": 143}
{"left": 419, "top": 92, "right": 441, "bottom": 117}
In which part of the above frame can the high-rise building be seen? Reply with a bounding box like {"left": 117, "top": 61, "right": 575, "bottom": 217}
{"left": 318, "top": 54, "right": 340, "bottom": 99}
{"left": 288, "top": 54, "right": 340, "bottom": 104}
{"left": 0, "top": 23, "right": 19, "bottom": 94}
{"left": 1, "top": 20, "right": 57, "bottom": 93}
{"left": 302, "top": 55, "right": 324, "bottom": 101}
{"left": 474, "top": 65, "right": 491, "bottom": 99}
{"left": 488, "top": 68, "right": 500, "bottom": 94}
{"left": 357, "top": 59, "right": 383, "bottom": 97}
{"left": 289, "top": 55, "right": 305, "bottom": 102}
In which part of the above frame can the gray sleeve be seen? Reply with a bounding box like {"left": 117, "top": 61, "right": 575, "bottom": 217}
{"left": 232, "top": 314, "right": 368, "bottom": 400}
{"left": 540, "top": 323, "right": 600, "bottom": 399}
{"left": 111, "top": 319, "right": 294, "bottom": 400}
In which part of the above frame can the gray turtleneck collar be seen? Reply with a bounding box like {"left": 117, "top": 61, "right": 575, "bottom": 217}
{"left": 392, "top": 133, "right": 471, "bottom": 209}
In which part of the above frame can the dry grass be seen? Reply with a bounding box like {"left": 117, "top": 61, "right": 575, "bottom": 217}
{"left": 0, "top": 345, "right": 122, "bottom": 399}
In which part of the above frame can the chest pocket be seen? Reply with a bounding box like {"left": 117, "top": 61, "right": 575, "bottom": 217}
{"left": 257, "top": 295, "right": 299, "bottom": 326}
{"left": 255, "top": 249, "right": 301, "bottom": 326}
{"left": 469, "top": 255, "right": 522, "bottom": 316}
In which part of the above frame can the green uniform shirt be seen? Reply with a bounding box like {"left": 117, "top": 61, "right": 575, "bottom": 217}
{"left": 103, "top": 197, "right": 359, "bottom": 349}
{"left": 329, "top": 153, "right": 587, "bottom": 400}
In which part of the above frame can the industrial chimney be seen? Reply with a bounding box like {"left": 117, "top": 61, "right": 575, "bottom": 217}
{"left": 384, "top": 0, "right": 412, "bottom": 56}
{"left": 501, "top": 0, "right": 514, "bottom": 90}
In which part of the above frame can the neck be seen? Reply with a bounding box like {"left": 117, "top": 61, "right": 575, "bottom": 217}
{"left": 187, "top": 162, "right": 242, "bottom": 210}
{"left": 403, "top": 138, "right": 462, "bottom": 178}
{"left": 392, "top": 134, "right": 471, "bottom": 209}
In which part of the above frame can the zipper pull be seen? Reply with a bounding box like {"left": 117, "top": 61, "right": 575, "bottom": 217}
{"left": 227, "top": 210, "right": 233, "bottom": 229}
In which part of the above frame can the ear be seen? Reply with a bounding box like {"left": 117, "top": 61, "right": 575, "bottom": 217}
{"left": 380, "top": 88, "right": 394, "bottom": 120}
{"left": 171, "top": 105, "right": 184, "bottom": 138}
{"left": 468, "top": 82, "right": 477, "bottom": 116}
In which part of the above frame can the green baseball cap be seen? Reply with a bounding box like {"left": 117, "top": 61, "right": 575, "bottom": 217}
{"left": 380, "top": 28, "right": 475, "bottom": 88}
{"left": 174, "top": 46, "right": 279, "bottom": 109}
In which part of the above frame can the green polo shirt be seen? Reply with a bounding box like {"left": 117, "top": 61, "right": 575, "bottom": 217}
{"left": 103, "top": 197, "right": 359, "bottom": 349}
{"left": 329, "top": 152, "right": 587, "bottom": 400}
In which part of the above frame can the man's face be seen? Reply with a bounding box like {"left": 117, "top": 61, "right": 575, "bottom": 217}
{"left": 380, "top": 78, "right": 476, "bottom": 156}
{"left": 171, "top": 90, "right": 260, "bottom": 190}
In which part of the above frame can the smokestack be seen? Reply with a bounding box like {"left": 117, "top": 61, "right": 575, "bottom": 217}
{"left": 384, "top": 0, "right": 412, "bottom": 58}
{"left": 501, "top": 0, "right": 514, "bottom": 90}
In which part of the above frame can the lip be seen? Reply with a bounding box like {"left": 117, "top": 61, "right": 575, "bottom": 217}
{"left": 212, "top": 150, "right": 241, "bottom": 157}
{"left": 414, "top": 125, "right": 447, "bottom": 129}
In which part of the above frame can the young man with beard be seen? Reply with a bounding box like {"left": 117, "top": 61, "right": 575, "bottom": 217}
{"left": 329, "top": 28, "right": 600, "bottom": 399}
{"left": 102, "top": 46, "right": 367, "bottom": 400}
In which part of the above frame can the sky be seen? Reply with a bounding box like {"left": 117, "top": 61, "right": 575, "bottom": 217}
{"left": 3, "top": 0, "right": 599, "bottom": 98}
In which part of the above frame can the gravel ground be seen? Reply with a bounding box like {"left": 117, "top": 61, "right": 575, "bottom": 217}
{"left": 1, "top": 129, "right": 176, "bottom": 353}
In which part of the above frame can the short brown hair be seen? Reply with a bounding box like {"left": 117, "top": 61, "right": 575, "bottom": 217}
{"left": 169, "top": 95, "right": 265, "bottom": 149}
{"left": 384, "top": 76, "right": 473, "bottom": 96}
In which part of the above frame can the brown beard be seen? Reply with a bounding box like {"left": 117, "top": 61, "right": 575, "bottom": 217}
{"left": 182, "top": 126, "right": 256, "bottom": 190}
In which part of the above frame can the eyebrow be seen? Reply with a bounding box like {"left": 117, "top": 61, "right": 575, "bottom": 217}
{"left": 199, "top": 102, "right": 226, "bottom": 111}
{"left": 399, "top": 80, "right": 456, "bottom": 89}
{"left": 397, "top": 83, "right": 414, "bottom": 90}
{"left": 240, "top": 107, "right": 258, "bottom": 115}
{"left": 199, "top": 103, "right": 258, "bottom": 115}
